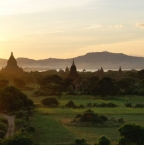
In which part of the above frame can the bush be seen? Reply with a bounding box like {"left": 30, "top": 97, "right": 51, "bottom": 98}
{"left": 75, "top": 138, "right": 86, "bottom": 145}
{"left": 15, "top": 110, "right": 28, "bottom": 119}
{"left": 134, "top": 103, "right": 144, "bottom": 108}
{"left": 0, "top": 86, "right": 34, "bottom": 112}
{"left": 0, "top": 118, "right": 8, "bottom": 126}
{"left": 0, "top": 123, "right": 7, "bottom": 133}
{"left": 41, "top": 97, "right": 58, "bottom": 107}
{"left": 118, "top": 118, "right": 125, "bottom": 124}
{"left": 2, "top": 133, "right": 33, "bottom": 145}
{"left": 99, "top": 115, "right": 108, "bottom": 121}
{"left": 118, "top": 137, "right": 129, "bottom": 145}
{"left": 21, "top": 126, "right": 35, "bottom": 133}
{"left": 124, "top": 103, "right": 132, "bottom": 108}
{"left": 65, "top": 100, "right": 77, "bottom": 108}
{"left": 94, "top": 103, "right": 117, "bottom": 108}
{"left": 0, "top": 130, "right": 5, "bottom": 138}
{"left": 97, "top": 136, "right": 111, "bottom": 145}
{"left": 118, "top": 123, "right": 144, "bottom": 145}
{"left": 15, "top": 119, "right": 28, "bottom": 129}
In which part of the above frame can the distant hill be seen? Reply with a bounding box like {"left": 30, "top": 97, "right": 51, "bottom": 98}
{"left": 0, "top": 51, "right": 144, "bottom": 70}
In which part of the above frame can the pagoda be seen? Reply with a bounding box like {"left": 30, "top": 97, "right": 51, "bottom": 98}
{"left": 115, "top": 66, "right": 123, "bottom": 80}
{"left": 1, "top": 52, "right": 23, "bottom": 74}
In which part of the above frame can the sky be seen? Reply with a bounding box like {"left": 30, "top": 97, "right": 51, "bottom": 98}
{"left": 0, "top": 0, "right": 144, "bottom": 59}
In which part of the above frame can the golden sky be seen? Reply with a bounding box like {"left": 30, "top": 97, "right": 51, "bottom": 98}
{"left": 0, "top": 0, "right": 144, "bottom": 59}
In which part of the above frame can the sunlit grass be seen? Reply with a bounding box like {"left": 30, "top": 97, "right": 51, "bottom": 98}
{"left": 31, "top": 114, "right": 75, "bottom": 145}
{"left": 37, "top": 107, "right": 144, "bottom": 115}
{"left": 25, "top": 92, "right": 144, "bottom": 144}
{"left": 31, "top": 112, "right": 144, "bottom": 145}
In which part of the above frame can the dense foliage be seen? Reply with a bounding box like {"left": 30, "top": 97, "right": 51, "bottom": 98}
{"left": 2, "top": 133, "right": 32, "bottom": 145}
{"left": 97, "top": 136, "right": 111, "bottom": 145}
{"left": 13, "top": 78, "right": 26, "bottom": 88}
{"left": 37, "top": 74, "right": 65, "bottom": 96}
{"left": 41, "top": 97, "right": 59, "bottom": 107}
{"left": 0, "top": 86, "right": 34, "bottom": 112}
{"left": 118, "top": 123, "right": 144, "bottom": 145}
{"left": 34, "top": 69, "right": 144, "bottom": 96}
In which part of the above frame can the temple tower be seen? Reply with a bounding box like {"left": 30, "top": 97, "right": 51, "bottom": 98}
{"left": 1, "top": 52, "right": 23, "bottom": 74}
{"left": 70, "top": 59, "right": 77, "bottom": 75}
{"left": 116, "top": 66, "right": 123, "bottom": 80}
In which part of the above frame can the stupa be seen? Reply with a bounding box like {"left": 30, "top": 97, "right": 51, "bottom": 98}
{"left": 1, "top": 52, "right": 23, "bottom": 74}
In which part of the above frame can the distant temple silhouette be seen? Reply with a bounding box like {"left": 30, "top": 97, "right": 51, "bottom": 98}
{"left": 94, "top": 67, "right": 105, "bottom": 79}
{"left": 116, "top": 66, "right": 123, "bottom": 80}
{"left": 65, "top": 66, "right": 69, "bottom": 73}
{"left": 68, "top": 59, "right": 79, "bottom": 78}
{"left": 1, "top": 52, "right": 23, "bottom": 74}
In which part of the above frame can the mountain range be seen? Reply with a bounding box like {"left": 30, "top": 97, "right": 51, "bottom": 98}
{"left": 0, "top": 51, "right": 144, "bottom": 71}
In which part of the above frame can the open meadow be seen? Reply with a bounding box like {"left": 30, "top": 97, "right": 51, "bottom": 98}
{"left": 23, "top": 90, "right": 144, "bottom": 145}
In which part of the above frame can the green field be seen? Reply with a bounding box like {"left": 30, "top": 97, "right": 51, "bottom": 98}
{"left": 24, "top": 90, "right": 144, "bottom": 145}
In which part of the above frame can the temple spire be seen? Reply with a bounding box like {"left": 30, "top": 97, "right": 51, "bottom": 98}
{"left": 72, "top": 59, "right": 75, "bottom": 65}
{"left": 1, "top": 52, "right": 23, "bottom": 74}
{"left": 119, "top": 66, "right": 122, "bottom": 71}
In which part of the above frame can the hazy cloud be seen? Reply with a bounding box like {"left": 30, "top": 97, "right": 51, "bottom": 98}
{"left": 87, "top": 24, "right": 102, "bottom": 30}
{"left": 0, "top": 0, "right": 96, "bottom": 15}
{"left": 109, "top": 25, "right": 123, "bottom": 29}
{"left": 75, "top": 24, "right": 102, "bottom": 31}
{"left": 136, "top": 23, "right": 144, "bottom": 29}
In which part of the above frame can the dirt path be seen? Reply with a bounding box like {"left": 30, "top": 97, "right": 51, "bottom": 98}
{"left": 0, "top": 113, "right": 15, "bottom": 138}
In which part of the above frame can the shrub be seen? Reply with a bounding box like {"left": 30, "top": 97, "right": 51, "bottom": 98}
{"left": 0, "top": 123, "right": 7, "bottom": 133}
{"left": 81, "top": 110, "right": 95, "bottom": 122}
{"left": 15, "top": 119, "right": 28, "bottom": 129}
{"left": 134, "top": 103, "right": 144, "bottom": 108}
{"left": 0, "top": 130, "right": 5, "bottom": 138}
{"left": 118, "top": 123, "right": 144, "bottom": 145}
{"left": 0, "top": 86, "right": 34, "bottom": 112}
{"left": 15, "top": 110, "right": 28, "bottom": 119}
{"left": 99, "top": 115, "right": 108, "bottom": 121}
{"left": 97, "top": 136, "right": 111, "bottom": 145}
{"left": 79, "top": 104, "right": 84, "bottom": 108}
{"left": 0, "top": 118, "right": 8, "bottom": 125}
{"left": 94, "top": 103, "right": 117, "bottom": 108}
{"left": 75, "top": 138, "right": 86, "bottom": 145}
{"left": 118, "top": 137, "right": 129, "bottom": 145}
{"left": 0, "top": 138, "right": 2, "bottom": 145}
{"left": 125, "top": 103, "right": 132, "bottom": 108}
{"left": 118, "top": 118, "right": 125, "bottom": 124}
{"left": 50, "top": 104, "right": 58, "bottom": 108}
{"left": 106, "top": 103, "right": 117, "bottom": 108}
{"left": 65, "top": 100, "right": 77, "bottom": 108}
{"left": 21, "top": 126, "right": 35, "bottom": 133}
{"left": 41, "top": 97, "right": 58, "bottom": 107}
{"left": 2, "top": 133, "right": 33, "bottom": 145}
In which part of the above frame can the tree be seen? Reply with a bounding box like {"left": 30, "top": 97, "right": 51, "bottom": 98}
{"left": 118, "top": 123, "right": 144, "bottom": 145}
{"left": 138, "top": 69, "right": 144, "bottom": 80}
{"left": 41, "top": 97, "right": 58, "bottom": 107}
{"left": 97, "top": 135, "right": 111, "bottom": 145}
{"left": 116, "top": 77, "right": 137, "bottom": 95}
{"left": 0, "top": 80, "right": 9, "bottom": 88}
{"left": 0, "top": 86, "right": 33, "bottom": 112}
{"left": 38, "top": 75, "right": 64, "bottom": 96}
{"left": 2, "top": 133, "right": 32, "bottom": 145}
{"left": 91, "top": 77, "right": 117, "bottom": 96}
{"left": 13, "top": 78, "right": 26, "bottom": 88}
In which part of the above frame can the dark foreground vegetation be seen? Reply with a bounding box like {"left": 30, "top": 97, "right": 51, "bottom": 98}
{"left": 1, "top": 68, "right": 144, "bottom": 144}
{"left": 33, "top": 69, "right": 144, "bottom": 97}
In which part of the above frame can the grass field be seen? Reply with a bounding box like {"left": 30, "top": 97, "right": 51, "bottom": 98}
{"left": 24, "top": 89, "right": 144, "bottom": 145}
{"left": 31, "top": 109, "right": 144, "bottom": 145}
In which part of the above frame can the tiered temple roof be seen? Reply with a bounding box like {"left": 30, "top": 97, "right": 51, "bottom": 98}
{"left": 1, "top": 52, "right": 23, "bottom": 74}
